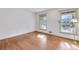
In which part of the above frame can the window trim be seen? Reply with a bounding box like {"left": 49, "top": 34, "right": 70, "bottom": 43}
{"left": 39, "top": 14, "right": 47, "bottom": 31}
{"left": 59, "top": 9, "right": 78, "bottom": 35}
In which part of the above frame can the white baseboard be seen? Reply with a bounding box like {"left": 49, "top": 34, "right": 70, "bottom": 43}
{"left": 0, "top": 30, "right": 35, "bottom": 40}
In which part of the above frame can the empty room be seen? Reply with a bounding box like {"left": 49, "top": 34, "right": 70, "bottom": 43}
{"left": 0, "top": 8, "right": 79, "bottom": 50}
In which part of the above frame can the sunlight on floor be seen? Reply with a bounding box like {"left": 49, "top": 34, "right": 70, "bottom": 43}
{"left": 37, "top": 34, "right": 47, "bottom": 49}
{"left": 58, "top": 41, "right": 79, "bottom": 50}
{"left": 36, "top": 33, "right": 79, "bottom": 50}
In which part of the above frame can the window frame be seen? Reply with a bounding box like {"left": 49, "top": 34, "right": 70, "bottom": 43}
{"left": 39, "top": 14, "right": 47, "bottom": 31}
{"left": 59, "top": 9, "right": 78, "bottom": 35}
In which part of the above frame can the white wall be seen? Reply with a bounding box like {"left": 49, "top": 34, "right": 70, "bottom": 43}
{"left": 36, "top": 8, "right": 79, "bottom": 41}
{"left": 0, "top": 8, "right": 35, "bottom": 40}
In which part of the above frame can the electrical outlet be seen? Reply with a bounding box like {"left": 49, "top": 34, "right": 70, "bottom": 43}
{"left": 49, "top": 31, "right": 52, "bottom": 33}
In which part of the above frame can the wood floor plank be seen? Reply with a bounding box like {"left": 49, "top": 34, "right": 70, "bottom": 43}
{"left": 0, "top": 31, "right": 79, "bottom": 50}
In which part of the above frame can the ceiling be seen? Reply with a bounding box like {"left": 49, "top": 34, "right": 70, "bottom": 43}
{"left": 26, "top": 8, "right": 74, "bottom": 13}
{"left": 27, "top": 8, "right": 50, "bottom": 13}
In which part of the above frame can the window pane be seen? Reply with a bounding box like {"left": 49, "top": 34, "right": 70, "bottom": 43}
{"left": 39, "top": 14, "right": 47, "bottom": 30}
{"left": 60, "top": 11, "right": 77, "bottom": 34}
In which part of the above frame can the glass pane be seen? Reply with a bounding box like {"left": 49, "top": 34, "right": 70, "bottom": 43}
{"left": 39, "top": 15, "right": 47, "bottom": 30}
{"left": 60, "top": 12, "right": 77, "bottom": 34}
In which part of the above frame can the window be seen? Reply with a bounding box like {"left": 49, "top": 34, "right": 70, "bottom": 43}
{"left": 39, "top": 14, "right": 47, "bottom": 30}
{"left": 60, "top": 11, "right": 77, "bottom": 34}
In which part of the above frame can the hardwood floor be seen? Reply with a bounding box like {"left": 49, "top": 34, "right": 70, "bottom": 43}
{"left": 0, "top": 31, "right": 79, "bottom": 50}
